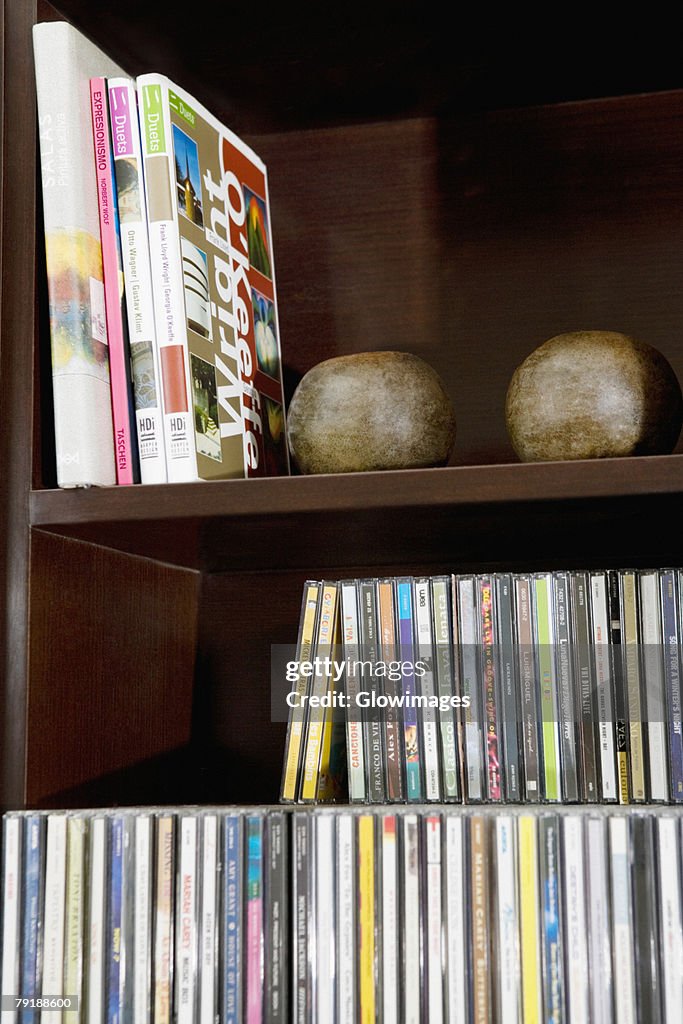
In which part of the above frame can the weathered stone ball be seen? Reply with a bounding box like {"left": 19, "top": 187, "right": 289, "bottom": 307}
{"left": 287, "top": 351, "right": 456, "bottom": 474}
{"left": 505, "top": 331, "right": 683, "bottom": 462}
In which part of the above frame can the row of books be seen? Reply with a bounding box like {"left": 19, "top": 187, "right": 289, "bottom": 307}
{"left": 2, "top": 807, "right": 682, "bottom": 1024}
{"left": 33, "top": 20, "right": 289, "bottom": 488}
{"left": 280, "top": 568, "right": 683, "bottom": 806}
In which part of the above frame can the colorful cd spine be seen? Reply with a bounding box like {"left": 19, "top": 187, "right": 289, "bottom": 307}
{"left": 424, "top": 815, "right": 444, "bottom": 1024}
{"left": 280, "top": 580, "right": 321, "bottom": 803}
{"left": 199, "top": 814, "right": 219, "bottom": 1024}
{"left": 359, "top": 579, "right": 385, "bottom": 802}
{"left": 245, "top": 815, "right": 264, "bottom": 1024}
{"left": 153, "top": 815, "right": 175, "bottom": 1024}
{"left": 299, "top": 581, "right": 339, "bottom": 802}
{"left": 661, "top": 569, "right": 683, "bottom": 801}
{"left": 590, "top": 572, "right": 618, "bottom": 802}
{"left": 357, "top": 815, "right": 377, "bottom": 1024}
{"left": 569, "top": 571, "right": 599, "bottom": 802}
{"left": 638, "top": 570, "right": 669, "bottom": 802}
{"left": 607, "top": 568, "right": 630, "bottom": 804}
{"left": 494, "top": 574, "right": 522, "bottom": 802}
{"left": 539, "top": 815, "right": 564, "bottom": 1023}
{"left": 86, "top": 817, "right": 107, "bottom": 1024}
{"left": 553, "top": 571, "right": 579, "bottom": 802}
{"left": 402, "top": 814, "right": 422, "bottom": 1024}
{"left": 396, "top": 579, "right": 422, "bottom": 802}
{"left": 222, "top": 815, "right": 243, "bottom": 1024}
{"left": 106, "top": 817, "right": 124, "bottom": 1024}
{"left": 495, "top": 816, "right": 520, "bottom": 1024}
{"left": 478, "top": 576, "right": 502, "bottom": 802}
{"left": 64, "top": 816, "right": 87, "bottom": 1024}
{"left": 470, "top": 816, "right": 490, "bottom": 1023}
{"left": 377, "top": 579, "right": 404, "bottom": 802}
{"left": 431, "top": 576, "right": 460, "bottom": 801}
{"left": 533, "top": 573, "right": 561, "bottom": 802}
{"left": 381, "top": 815, "right": 399, "bottom": 1024}
{"left": 336, "top": 814, "right": 356, "bottom": 1024}
{"left": 133, "top": 815, "right": 153, "bottom": 1024}
{"left": 414, "top": 578, "right": 441, "bottom": 801}
{"left": 620, "top": 571, "right": 646, "bottom": 801}
{"left": 518, "top": 815, "right": 541, "bottom": 1024}
{"left": 265, "top": 811, "right": 288, "bottom": 1024}
{"left": 20, "top": 815, "right": 44, "bottom": 1024}
{"left": 456, "top": 575, "right": 484, "bottom": 802}
{"left": 515, "top": 575, "right": 541, "bottom": 802}
{"left": 340, "top": 580, "right": 366, "bottom": 803}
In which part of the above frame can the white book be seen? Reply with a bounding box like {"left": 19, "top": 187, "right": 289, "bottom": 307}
{"left": 402, "top": 815, "right": 421, "bottom": 1024}
{"left": 609, "top": 817, "right": 636, "bottom": 1024}
{"left": 42, "top": 814, "right": 67, "bottom": 1024}
{"left": 87, "top": 818, "right": 106, "bottom": 1024}
{"left": 199, "top": 815, "right": 218, "bottom": 1024}
{"left": 562, "top": 816, "right": 589, "bottom": 1024}
{"left": 340, "top": 581, "right": 366, "bottom": 802}
{"left": 336, "top": 815, "right": 355, "bottom": 1024}
{"left": 424, "top": 816, "right": 443, "bottom": 1024}
{"left": 456, "top": 576, "right": 484, "bottom": 800}
{"left": 414, "top": 579, "right": 441, "bottom": 801}
{"left": 381, "top": 816, "right": 399, "bottom": 1024}
{"left": 445, "top": 815, "right": 467, "bottom": 1024}
{"left": 1, "top": 816, "right": 22, "bottom": 1024}
{"left": 107, "top": 77, "right": 168, "bottom": 483}
{"left": 589, "top": 573, "right": 618, "bottom": 800}
{"left": 32, "top": 21, "right": 125, "bottom": 487}
{"left": 495, "top": 816, "right": 520, "bottom": 1024}
{"left": 134, "top": 815, "right": 153, "bottom": 1024}
{"left": 639, "top": 570, "right": 670, "bottom": 801}
{"left": 659, "top": 817, "right": 683, "bottom": 1022}
{"left": 586, "top": 817, "right": 613, "bottom": 1024}
{"left": 316, "top": 815, "right": 335, "bottom": 1024}
{"left": 175, "top": 816, "right": 199, "bottom": 1024}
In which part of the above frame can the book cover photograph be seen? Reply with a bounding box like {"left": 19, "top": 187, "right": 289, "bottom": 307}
{"left": 138, "top": 75, "right": 289, "bottom": 482}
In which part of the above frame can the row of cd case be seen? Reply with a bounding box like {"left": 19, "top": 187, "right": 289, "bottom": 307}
{"left": 280, "top": 568, "right": 683, "bottom": 806}
{"left": 0, "top": 808, "right": 287, "bottom": 1024}
{"left": 3, "top": 806, "right": 682, "bottom": 1024}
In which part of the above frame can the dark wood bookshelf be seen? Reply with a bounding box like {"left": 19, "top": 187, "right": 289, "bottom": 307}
{"left": 3, "top": 0, "right": 683, "bottom": 809}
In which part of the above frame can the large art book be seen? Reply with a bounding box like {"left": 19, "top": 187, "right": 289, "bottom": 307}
{"left": 32, "top": 21, "right": 125, "bottom": 487}
{"left": 137, "top": 74, "right": 290, "bottom": 482}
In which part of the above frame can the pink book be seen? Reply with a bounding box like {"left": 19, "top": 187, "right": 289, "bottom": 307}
{"left": 90, "top": 77, "right": 140, "bottom": 484}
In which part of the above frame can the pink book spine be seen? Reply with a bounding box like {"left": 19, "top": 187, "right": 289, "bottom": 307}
{"left": 90, "top": 77, "right": 138, "bottom": 484}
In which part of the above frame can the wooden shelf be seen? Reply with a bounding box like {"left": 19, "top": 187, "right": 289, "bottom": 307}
{"left": 29, "top": 454, "right": 683, "bottom": 571}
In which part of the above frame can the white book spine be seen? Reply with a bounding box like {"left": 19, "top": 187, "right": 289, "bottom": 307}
{"left": 415, "top": 580, "right": 441, "bottom": 801}
{"left": 199, "top": 815, "right": 218, "bottom": 1024}
{"left": 590, "top": 573, "right": 618, "bottom": 800}
{"left": 659, "top": 817, "right": 683, "bottom": 1022}
{"left": 381, "top": 817, "right": 399, "bottom": 1024}
{"left": 563, "top": 816, "right": 589, "bottom": 1024}
{"left": 586, "top": 817, "right": 613, "bottom": 1024}
{"left": 445, "top": 815, "right": 467, "bottom": 1024}
{"left": 42, "top": 815, "right": 67, "bottom": 1024}
{"left": 137, "top": 74, "right": 198, "bottom": 482}
{"left": 315, "top": 815, "right": 335, "bottom": 1024}
{"left": 340, "top": 581, "right": 366, "bottom": 802}
{"left": 495, "top": 816, "right": 520, "bottom": 1024}
{"left": 639, "top": 571, "right": 669, "bottom": 801}
{"left": 402, "top": 814, "right": 421, "bottom": 1024}
{"left": 425, "top": 816, "right": 443, "bottom": 1024}
{"left": 32, "top": 22, "right": 125, "bottom": 487}
{"left": 107, "top": 77, "right": 168, "bottom": 484}
{"left": 1, "top": 816, "right": 22, "bottom": 1024}
{"left": 134, "top": 816, "right": 153, "bottom": 1024}
{"left": 175, "top": 816, "right": 198, "bottom": 1024}
{"left": 336, "top": 815, "right": 355, "bottom": 1024}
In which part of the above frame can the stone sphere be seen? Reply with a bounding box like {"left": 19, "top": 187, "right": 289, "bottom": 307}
{"left": 287, "top": 351, "right": 456, "bottom": 474}
{"left": 505, "top": 331, "right": 683, "bottom": 462}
